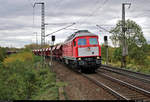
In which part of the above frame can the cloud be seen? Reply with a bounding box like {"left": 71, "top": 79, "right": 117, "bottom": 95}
{"left": 0, "top": 0, "right": 150, "bottom": 48}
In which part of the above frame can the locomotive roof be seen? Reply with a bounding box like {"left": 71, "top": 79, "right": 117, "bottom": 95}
{"left": 65, "top": 30, "right": 98, "bottom": 43}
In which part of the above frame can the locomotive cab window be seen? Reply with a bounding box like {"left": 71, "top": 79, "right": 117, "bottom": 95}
{"left": 89, "top": 38, "right": 98, "bottom": 45}
{"left": 78, "top": 38, "right": 86, "bottom": 46}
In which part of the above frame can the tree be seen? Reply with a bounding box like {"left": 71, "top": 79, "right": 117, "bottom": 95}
{"left": 110, "top": 19, "right": 147, "bottom": 65}
{"left": 110, "top": 19, "right": 146, "bottom": 47}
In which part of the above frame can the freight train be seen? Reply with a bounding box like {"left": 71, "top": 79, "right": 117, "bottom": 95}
{"left": 33, "top": 30, "right": 101, "bottom": 72}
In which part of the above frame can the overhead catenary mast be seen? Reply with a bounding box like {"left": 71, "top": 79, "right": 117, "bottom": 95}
{"left": 33, "top": 2, "right": 46, "bottom": 67}
{"left": 121, "top": 3, "right": 131, "bottom": 68}
{"left": 33, "top": 2, "right": 45, "bottom": 46}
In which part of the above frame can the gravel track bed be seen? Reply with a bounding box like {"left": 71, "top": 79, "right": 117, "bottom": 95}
{"left": 99, "top": 68, "right": 150, "bottom": 91}
{"left": 90, "top": 74, "right": 150, "bottom": 101}
{"left": 52, "top": 61, "right": 117, "bottom": 100}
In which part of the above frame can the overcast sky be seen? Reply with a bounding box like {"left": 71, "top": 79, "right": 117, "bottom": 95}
{"left": 0, "top": 0, "right": 150, "bottom": 48}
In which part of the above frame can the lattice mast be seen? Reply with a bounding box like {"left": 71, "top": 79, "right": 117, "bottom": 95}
{"left": 34, "top": 2, "right": 45, "bottom": 45}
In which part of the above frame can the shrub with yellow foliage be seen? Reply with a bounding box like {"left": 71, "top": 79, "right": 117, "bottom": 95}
{"left": 3, "top": 52, "right": 33, "bottom": 67}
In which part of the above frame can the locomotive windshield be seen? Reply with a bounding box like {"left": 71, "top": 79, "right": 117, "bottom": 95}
{"left": 78, "top": 38, "right": 86, "bottom": 45}
{"left": 89, "top": 38, "right": 98, "bottom": 45}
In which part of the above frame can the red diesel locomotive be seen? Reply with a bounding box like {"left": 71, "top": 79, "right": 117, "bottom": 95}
{"left": 33, "top": 30, "right": 101, "bottom": 72}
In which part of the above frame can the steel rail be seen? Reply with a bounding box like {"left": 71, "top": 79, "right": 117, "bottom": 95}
{"left": 81, "top": 73, "right": 129, "bottom": 100}
{"left": 96, "top": 71, "right": 150, "bottom": 98}
{"left": 99, "top": 67, "right": 150, "bottom": 84}
{"left": 101, "top": 64, "right": 150, "bottom": 78}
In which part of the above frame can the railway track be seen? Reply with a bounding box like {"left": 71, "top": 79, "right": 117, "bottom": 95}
{"left": 101, "top": 64, "right": 150, "bottom": 84}
{"left": 81, "top": 73, "right": 128, "bottom": 100}
{"left": 98, "top": 67, "right": 150, "bottom": 92}
{"left": 82, "top": 72, "right": 150, "bottom": 101}
{"left": 47, "top": 60, "right": 150, "bottom": 101}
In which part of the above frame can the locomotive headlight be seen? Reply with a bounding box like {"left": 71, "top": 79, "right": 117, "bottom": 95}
{"left": 78, "top": 58, "right": 81, "bottom": 60}
{"left": 97, "top": 56, "right": 100, "bottom": 59}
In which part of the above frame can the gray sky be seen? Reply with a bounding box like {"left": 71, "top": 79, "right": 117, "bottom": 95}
{"left": 0, "top": 0, "right": 150, "bottom": 48}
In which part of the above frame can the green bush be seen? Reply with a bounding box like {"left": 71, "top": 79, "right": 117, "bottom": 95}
{"left": 112, "top": 47, "right": 122, "bottom": 62}
{"left": 0, "top": 51, "right": 60, "bottom": 100}
{"left": 0, "top": 47, "right": 7, "bottom": 62}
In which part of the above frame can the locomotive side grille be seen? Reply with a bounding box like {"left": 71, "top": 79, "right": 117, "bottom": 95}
{"left": 78, "top": 47, "right": 99, "bottom": 57}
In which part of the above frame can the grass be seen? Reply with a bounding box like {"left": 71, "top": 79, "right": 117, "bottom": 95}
{"left": 33, "top": 86, "right": 59, "bottom": 100}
